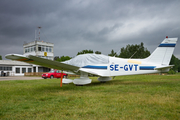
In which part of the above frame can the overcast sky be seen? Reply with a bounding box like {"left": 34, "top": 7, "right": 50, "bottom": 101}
{"left": 0, "top": 0, "right": 180, "bottom": 59}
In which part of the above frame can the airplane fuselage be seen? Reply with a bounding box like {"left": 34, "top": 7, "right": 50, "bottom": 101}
{"left": 80, "top": 57, "right": 168, "bottom": 77}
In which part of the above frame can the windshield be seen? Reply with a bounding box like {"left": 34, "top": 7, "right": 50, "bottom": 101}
{"left": 49, "top": 70, "right": 55, "bottom": 73}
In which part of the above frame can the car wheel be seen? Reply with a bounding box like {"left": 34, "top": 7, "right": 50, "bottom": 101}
{"left": 50, "top": 75, "right": 54, "bottom": 79}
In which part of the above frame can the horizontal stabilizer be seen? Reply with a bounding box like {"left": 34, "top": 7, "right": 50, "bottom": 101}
{"left": 154, "top": 65, "right": 174, "bottom": 70}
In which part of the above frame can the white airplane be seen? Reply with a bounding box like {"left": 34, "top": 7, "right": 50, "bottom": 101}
{"left": 5, "top": 37, "right": 178, "bottom": 85}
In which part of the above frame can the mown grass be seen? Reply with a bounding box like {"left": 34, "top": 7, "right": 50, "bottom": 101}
{"left": 0, "top": 74, "right": 180, "bottom": 120}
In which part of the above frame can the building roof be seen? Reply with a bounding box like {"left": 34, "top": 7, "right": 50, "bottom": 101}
{"left": 0, "top": 60, "right": 32, "bottom": 66}
{"left": 23, "top": 41, "right": 54, "bottom": 47}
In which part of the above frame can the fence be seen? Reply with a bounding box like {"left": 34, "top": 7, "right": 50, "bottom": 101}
{"left": 24, "top": 72, "right": 44, "bottom": 76}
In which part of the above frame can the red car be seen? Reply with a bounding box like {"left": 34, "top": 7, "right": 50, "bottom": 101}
{"left": 42, "top": 70, "right": 67, "bottom": 79}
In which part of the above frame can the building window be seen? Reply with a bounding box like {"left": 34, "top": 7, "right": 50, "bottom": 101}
{"left": 16, "top": 68, "right": 20, "bottom": 73}
{"left": 22, "top": 68, "right": 26, "bottom": 73}
{"left": 38, "top": 45, "right": 41, "bottom": 51}
{"left": 42, "top": 46, "right": 45, "bottom": 51}
{"left": 4, "top": 67, "right": 7, "bottom": 70}
{"left": 27, "top": 48, "right": 30, "bottom": 52}
{"left": 34, "top": 46, "right": 36, "bottom": 51}
{"left": 49, "top": 47, "right": 52, "bottom": 52}
{"left": 28, "top": 68, "right": 32, "bottom": 73}
{"left": 31, "top": 47, "right": 33, "bottom": 52}
{"left": 46, "top": 47, "right": 48, "bottom": 52}
{"left": 25, "top": 48, "right": 28, "bottom": 53}
{"left": 0, "top": 66, "right": 12, "bottom": 71}
{"left": 8, "top": 67, "right": 12, "bottom": 71}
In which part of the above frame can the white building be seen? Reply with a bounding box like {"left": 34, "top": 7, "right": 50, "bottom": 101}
{"left": 0, "top": 41, "right": 54, "bottom": 76}
{"left": 0, "top": 60, "right": 33, "bottom": 76}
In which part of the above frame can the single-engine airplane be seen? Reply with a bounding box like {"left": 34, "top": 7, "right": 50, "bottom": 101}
{"left": 5, "top": 37, "right": 178, "bottom": 85}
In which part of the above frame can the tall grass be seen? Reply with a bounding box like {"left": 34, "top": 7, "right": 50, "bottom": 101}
{"left": 0, "top": 74, "right": 180, "bottom": 119}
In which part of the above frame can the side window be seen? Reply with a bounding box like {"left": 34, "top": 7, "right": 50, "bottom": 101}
{"left": 56, "top": 70, "right": 59, "bottom": 73}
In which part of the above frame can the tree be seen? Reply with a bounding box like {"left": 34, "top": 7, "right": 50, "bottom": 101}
{"left": 108, "top": 49, "right": 117, "bottom": 57}
{"left": 119, "top": 42, "right": 150, "bottom": 58}
{"left": 55, "top": 56, "right": 71, "bottom": 62}
{"left": 54, "top": 56, "right": 59, "bottom": 61}
{"left": 169, "top": 54, "right": 180, "bottom": 72}
{"left": 0, "top": 55, "right": 2, "bottom": 60}
{"left": 77, "top": 49, "right": 93, "bottom": 55}
{"left": 95, "top": 51, "right": 101, "bottom": 54}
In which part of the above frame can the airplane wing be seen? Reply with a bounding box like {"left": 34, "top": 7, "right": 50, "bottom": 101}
{"left": 5, "top": 54, "right": 79, "bottom": 72}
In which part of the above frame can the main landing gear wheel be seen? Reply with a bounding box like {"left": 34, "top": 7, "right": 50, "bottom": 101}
{"left": 73, "top": 71, "right": 92, "bottom": 86}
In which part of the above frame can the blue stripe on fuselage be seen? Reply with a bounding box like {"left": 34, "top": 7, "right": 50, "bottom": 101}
{"left": 139, "top": 66, "right": 156, "bottom": 70}
{"left": 158, "top": 43, "right": 176, "bottom": 47}
{"left": 82, "top": 65, "right": 107, "bottom": 69}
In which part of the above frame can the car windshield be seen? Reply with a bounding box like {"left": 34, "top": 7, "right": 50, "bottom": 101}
{"left": 49, "top": 70, "right": 55, "bottom": 73}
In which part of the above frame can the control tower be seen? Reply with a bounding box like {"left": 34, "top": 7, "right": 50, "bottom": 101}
{"left": 23, "top": 27, "right": 54, "bottom": 60}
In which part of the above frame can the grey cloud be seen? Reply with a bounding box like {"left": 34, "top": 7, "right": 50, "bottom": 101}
{"left": 0, "top": 0, "right": 180, "bottom": 59}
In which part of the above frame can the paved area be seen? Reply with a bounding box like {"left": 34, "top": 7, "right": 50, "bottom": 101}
{"left": 0, "top": 76, "right": 43, "bottom": 81}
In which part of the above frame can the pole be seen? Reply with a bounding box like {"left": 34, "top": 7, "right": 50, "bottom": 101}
{"left": 60, "top": 70, "right": 63, "bottom": 87}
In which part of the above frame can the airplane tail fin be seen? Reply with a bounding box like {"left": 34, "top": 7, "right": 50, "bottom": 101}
{"left": 145, "top": 37, "right": 178, "bottom": 65}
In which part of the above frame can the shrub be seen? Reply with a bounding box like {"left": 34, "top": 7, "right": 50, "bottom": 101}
{"left": 168, "top": 69, "right": 176, "bottom": 74}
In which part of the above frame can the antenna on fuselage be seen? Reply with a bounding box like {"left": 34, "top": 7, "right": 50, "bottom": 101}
{"left": 113, "top": 49, "right": 121, "bottom": 57}
{"left": 129, "top": 51, "right": 138, "bottom": 59}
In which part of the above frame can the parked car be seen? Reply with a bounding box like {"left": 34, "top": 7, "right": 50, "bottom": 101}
{"left": 42, "top": 70, "right": 67, "bottom": 79}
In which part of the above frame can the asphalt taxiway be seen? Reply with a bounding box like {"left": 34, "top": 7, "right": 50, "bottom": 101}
{"left": 0, "top": 76, "right": 43, "bottom": 81}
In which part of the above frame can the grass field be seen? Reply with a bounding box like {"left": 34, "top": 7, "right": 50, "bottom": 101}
{"left": 0, "top": 74, "right": 180, "bottom": 120}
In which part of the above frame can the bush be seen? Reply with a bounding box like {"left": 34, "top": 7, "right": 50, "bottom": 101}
{"left": 168, "top": 69, "right": 176, "bottom": 74}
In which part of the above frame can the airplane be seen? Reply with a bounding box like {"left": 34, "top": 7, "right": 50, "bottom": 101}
{"left": 5, "top": 36, "right": 178, "bottom": 86}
